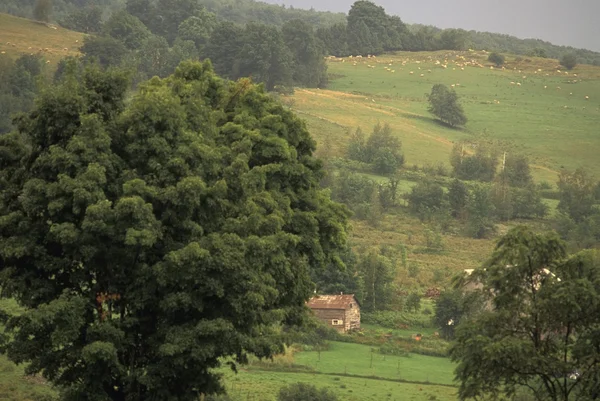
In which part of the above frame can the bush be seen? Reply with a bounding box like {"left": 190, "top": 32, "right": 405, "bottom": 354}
{"left": 488, "top": 52, "right": 505, "bottom": 67}
{"left": 560, "top": 53, "right": 577, "bottom": 70}
{"left": 278, "top": 383, "right": 338, "bottom": 401}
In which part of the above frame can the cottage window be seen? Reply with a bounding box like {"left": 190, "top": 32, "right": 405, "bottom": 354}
{"left": 331, "top": 319, "right": 343, "bottom": 326}
{"left": 349, "top": 303, "right": 353, "bottom": 308}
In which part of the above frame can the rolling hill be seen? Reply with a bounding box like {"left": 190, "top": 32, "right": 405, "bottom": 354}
{"left": 0, "top": 13, "right": 84, "bottom": 67}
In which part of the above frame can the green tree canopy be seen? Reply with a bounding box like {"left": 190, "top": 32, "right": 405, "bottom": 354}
{"left": 557, "top": 167, "right": 596, "bottom": 222}
{"left": 427, "top": 84, "right": 467, "bottom": 127}
{"left": 451, "top": 226, "right": 600, "bottom": 401}
{"left": 487, "top": 52, "right": 505, "bottom": 67}
{"left": 560, "top": 53, "right": 578, "bottom": 70}
{"left": 0, "top": 61, "right": 349, "bottom": 400}
{"left": 102, "top": 12, "right": 151, "bottom": 50}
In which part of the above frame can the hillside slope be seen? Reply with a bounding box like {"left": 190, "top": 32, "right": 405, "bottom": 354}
{"left": 0, "top": 13, "right": 84, "bottom": 66}
{"left": 297, "top": 50, "right": 600, "bottom": 183}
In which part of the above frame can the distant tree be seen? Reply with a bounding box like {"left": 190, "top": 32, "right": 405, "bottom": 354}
{"left": 282, "top": 19, "right": 328, "bottom": 88}
{"left": 511, "top": 185, "right": 548, "bottom": 219}
{"left": 499, "top": 153, "right": 532, "bottom": 188}
{"left": 177, "top": 11, "right": 217, "bottom": 51}
{"left": 405, "top": 293, "right": 421, "bottom": 313}
{"left": 528, "top": 47, "right": 547, "bottom": 58}
{"left": 358, "top": 248, "right": 396, "bottom": 311}
{"left": 487, "top": 52, "right": 505, "bottom": 67}
{"left": 203, "top": 21, "right": 245, "bottom": 79}
{"left": 331, "top": 170, "right": 377, "bottom": 211}
{"left": 136, "top": 35, "right": 172, "bottom": 78}
{"left": 438, "top": 28, "right": 468, "bottom": 51}
{"left": 557, "top": 168, "right": 596, "bottom": 222}
{"left": 81, "top": 36, "right": 129, "bottom": 68}
{"left": 60, "top": 7, "right": 102, "bottom": 33}
{"left": 316, "top": 23, "right": 349, "bottom": 57}
{"left": 278, "top": 383, "right": 338, "bottom": 401}
{"left": 365, "top": 122, "right": 404, "bottom": 174}
{"left": 560, "top": 53, "right": 577, "bottom": 70}
{"left": 427, "top": 84, "right": 467, "bottom": 127}
{"left": 406, "top": 180, "right": 445, "bottom": 217}
{"left": 466, "top": 184, "right": 496, "bottom": 238}
{"left": 236, "top": 23, "right": 293, "bottom": 91}
{"left": 450, "top": 142, "right": 498, "bottom": 182}
{"left": 33, "top": 0, "right": 52, "bottom": 22}
{"left": 346, "top": 126, "right": 367, "bottom": 162}
{"left": 433, "top": 289, "right": 484, "bottom": 340}
{"left": 102, "top": 12, "right": 151, "bottom": 50}
{"left": 449, "top": 179, "right": 469, "bottom": 219}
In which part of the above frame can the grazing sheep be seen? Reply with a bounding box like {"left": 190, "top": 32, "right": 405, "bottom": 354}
{"left": 409, "top": 71, "right": 414, "bottom": 74}
{"left": 585, "top": 96, "right": 589, "bottom": 100}
{"left": 510, "top": 82, "right": 515, "bottom": 85}
{"left": 517, "top": 83, "right": 521, "bottom": 86}
{"left": 0, "top": 51, "right": 5, "bottom": 54}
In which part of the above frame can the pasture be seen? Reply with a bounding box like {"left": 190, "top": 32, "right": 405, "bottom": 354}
{"left": 294, "top": 51, "right": 600, "bottom": 183}
{"left": 0, "top": 13, "right": 84, "bottom": 67}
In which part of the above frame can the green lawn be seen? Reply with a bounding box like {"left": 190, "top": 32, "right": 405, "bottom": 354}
{"left": 294, "top": 341, "right": 456, "bottom": 386}
{"left": 222, "top": 368, "right": 457, "bottom": 401}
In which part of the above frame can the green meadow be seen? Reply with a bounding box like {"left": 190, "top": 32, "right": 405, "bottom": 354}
{"left": 294, "top": 51, "right": 600, "bottom": 184}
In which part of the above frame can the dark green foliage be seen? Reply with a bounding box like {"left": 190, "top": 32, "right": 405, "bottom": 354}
{"left": 427, "top": 84, "right": 467, "bottom": 127}
{"left": 203, "top": 21, "right": 245, "bottom": 79}
{"left": 59, "top": 7, "right": 103, "bottom": 33}
{"left": 177, "top": 11, "right": 217, "bottom": 51}
{"left": 448, "top": 179, "right": 468, "bottom": 218}
{"left": 560, "top": 53, "right": 577, "bottom": 70}
{"left": 346, "top": 123, "right": 404, "bottom": 175}
{"left": 451, "top": 227, "right": 600, "bottom": 401}
{"left": 357, "top": 248, "right": 396, "bottom": 312}
{"left": 487, "top": 52, "right": 505, "bottom": 67}
{"left": 557, "top": 168, "right": 596, "bottom": 222}
{"left": 81, "top": 35, "right": 129, "bottom": 67}
{"left": 102, "top": 12, "right": 151, "bottom": 50}
{"left": 33, "top": 0, "right": 52, "bottom": 22}
{"left": 0, "top": 55, "right": 44, "bottom": 134}
{"left": 434, "top": 289, "right": 484, "bottom": 340}
{"left": 438, "top": 29, "right": 468, "bottom": 51}
{"left": 405, "top": 293, "right": 421, "bottom": 312}
{"left": 466, "top": 184, "right": 496, "bottom": 238}
{"left": 282, "top": 19, "right": 328, "bottom": 88}
{"left": 316, "top": 23, "right": 349, "bottom": 57}
{"left": 278, "top": 383, "right": 338, "bottom": 401}
{"left": 312, "top": 245, "right": 362, "bottom": 298}
{"left": 450, "top": 142, "right": 498, "bottom": 182}
{"left": 499, "top": 153, "right": 533, "bottom": 188}
{"left": 0, "top": 61, "right": 349, "bottom": 400}
{"left": 237, "top": 23, "right": 293, "bottom": 91}
{"left": 406, "top": 180, "right": 445, "bottom": 219}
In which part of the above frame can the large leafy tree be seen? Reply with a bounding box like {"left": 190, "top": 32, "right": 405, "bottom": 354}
{"left": 451, "top": 226, "right": 600, "bottom": 400}
{"left": 557, "top": 167, "right": 596, "bottom": 222}
{"left": 0, "top": 61, "right": 349, "bottom": 400}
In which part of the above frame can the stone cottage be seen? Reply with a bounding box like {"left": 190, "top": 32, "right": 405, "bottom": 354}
{"left": 306, "top": 294, "right": 361, "bottom": 333}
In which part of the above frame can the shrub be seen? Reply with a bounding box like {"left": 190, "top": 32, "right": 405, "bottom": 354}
{"left": 560, "top": 53, "right": 577, "bottom": 70}
{"left": 278, "top": 383, "right": 338, "bottom": 401}
{"left": 488, "top": 52, "right": 505, "bottom": 67}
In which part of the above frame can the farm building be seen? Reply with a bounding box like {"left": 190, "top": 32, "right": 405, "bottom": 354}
{"left": 306, "top": 294, "right": 361, "bottom": 333}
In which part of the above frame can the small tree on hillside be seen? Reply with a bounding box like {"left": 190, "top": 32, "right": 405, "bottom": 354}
{"left": 427, "top": 84, "right": 467, "bottom": 127}
{"left": 488, "top": 52, "right": 505, "bottom": 67}
{"left": 33, "top": 0, "right": 52, "bottom": 22}
{"left": 560, "top": 53, "right": 577, "bottom": 70}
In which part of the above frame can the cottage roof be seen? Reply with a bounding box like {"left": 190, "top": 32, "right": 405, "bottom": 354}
{"left": 307, "top": 294, "right": 359, "bottom": 310}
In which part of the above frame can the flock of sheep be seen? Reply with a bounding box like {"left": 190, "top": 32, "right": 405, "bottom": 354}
{"left": 326, "top": 51, "right": 592, "bottom": 105}
{"left": 1, "top": 39, "right": 79, "bottom": 63}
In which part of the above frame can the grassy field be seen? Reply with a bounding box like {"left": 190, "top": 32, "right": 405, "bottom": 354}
{"left": 221, "top": 368, "right": 457, "bottom": 401}
{"left": 294, "top": 341, "right": 455, "bottom": 385}
{"left": 293, "top": 50, "right": 600, "bottom": 184}
{"left": 0, "top": 13, "right": 84, "bottom": 67}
